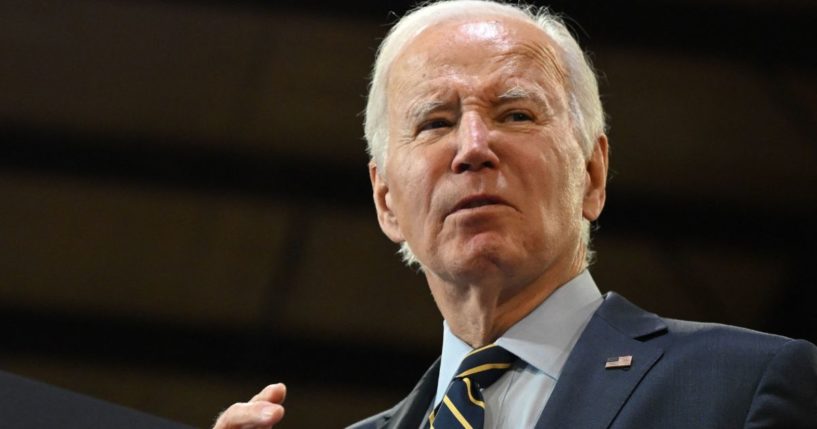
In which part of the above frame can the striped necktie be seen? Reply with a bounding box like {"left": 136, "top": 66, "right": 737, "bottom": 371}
{"left": 428, "top": 344, "right": 517, "bottom": 429}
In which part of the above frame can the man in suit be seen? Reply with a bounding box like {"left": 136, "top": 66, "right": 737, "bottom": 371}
{"left": 213, "top": 1, "right": 817, "bottom": 428}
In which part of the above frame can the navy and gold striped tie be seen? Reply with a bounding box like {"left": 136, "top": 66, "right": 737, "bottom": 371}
{"left": 429, "top": 344, "right": 517, "bottom": 429}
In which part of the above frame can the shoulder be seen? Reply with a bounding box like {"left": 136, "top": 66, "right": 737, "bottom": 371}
{"left": 658, "top": 319, "right": 817, "bottom": 427}
{"left": 596, "top": 292, "right": 816, "bottom": 394}
{"left": 658, "top": 316, "right": 815, "bottom": 378}
{"left": 657, "top": 314, "right": 815, "bottom": 364}
{"left": 662, "top": 317, "right": 794, "bottom": 350}
{"left": 599, "top": 291, "right": 813, "bottom": 360}
{"left": 595, "top": 293, "right": 817, "bottom": 427}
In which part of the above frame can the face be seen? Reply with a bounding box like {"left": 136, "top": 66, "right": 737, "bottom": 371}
{"left": 371, "top": 16, "right": 607, "bottom": 288}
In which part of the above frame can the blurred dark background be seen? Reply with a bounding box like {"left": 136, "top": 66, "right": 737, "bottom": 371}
{"left": 1, "top": 0, "right": 815, "bottom": 427}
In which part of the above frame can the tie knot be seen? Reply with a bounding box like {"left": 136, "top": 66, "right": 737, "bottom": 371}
{"left": 454, "top": 344, "right": 517, "bottom": 389}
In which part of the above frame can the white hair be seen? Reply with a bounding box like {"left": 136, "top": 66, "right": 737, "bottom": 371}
{"left": 364, "top": 0, "right": 606, "bottom": 268}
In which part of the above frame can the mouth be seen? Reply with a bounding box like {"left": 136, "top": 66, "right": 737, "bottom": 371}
{"left": 448, "top": 194, "right": 510, "bottom": 217}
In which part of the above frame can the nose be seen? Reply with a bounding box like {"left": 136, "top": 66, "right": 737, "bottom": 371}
{"left": 451, "top": 112, "right": 499, "bottom": 173}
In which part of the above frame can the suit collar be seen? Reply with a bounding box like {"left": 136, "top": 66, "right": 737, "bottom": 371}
{"left": 595, "top": 292, "right": 668, "bottom": 339}
{"left": 535, "top": 292, "right": 667, "bottom": 429}
{"left": 435, "top": 270, "right": 603, "bottom": 407}
{"left": 384, "top": 357, "right": 440, "bottom": 429}
{"left": 383, "top": 292, "right": 668, "bottom": 429}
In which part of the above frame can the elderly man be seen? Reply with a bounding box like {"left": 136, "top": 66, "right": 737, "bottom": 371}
{"left": 214, "top": 1, "right": 817, "bottom": 428}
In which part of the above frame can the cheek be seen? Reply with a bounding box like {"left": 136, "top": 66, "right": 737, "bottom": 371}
{"left": 553, "top": 155, "right": 587, "bottom": 219}
{"left": 387, "top": 152, "right": 437, "bottom": 224}
{"left": 524, "top": 141, "right": 587, "bottom": 221}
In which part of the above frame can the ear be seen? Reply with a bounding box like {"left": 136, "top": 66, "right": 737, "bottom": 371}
{"left": 369, "top": 161, "right": 405, "bottom": 243}
{"left": 582, "top": 134, "right": 609, "bottom": 221}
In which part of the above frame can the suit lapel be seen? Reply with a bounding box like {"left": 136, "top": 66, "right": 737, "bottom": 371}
{"left": 383, "top": 358, "right": 440, "bottom": 429}
{"left": 535, "top": 293, "right": 667, "bottom": 429}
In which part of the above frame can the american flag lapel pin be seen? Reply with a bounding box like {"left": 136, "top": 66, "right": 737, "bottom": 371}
{"left": 605, "top": 355, "right": 633, "bottom": 369}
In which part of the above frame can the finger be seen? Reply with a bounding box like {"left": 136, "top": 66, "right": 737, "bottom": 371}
{"left": 250, "top": 383, "right": 287, "bottom": 404}
{"left": 213, "top": 401, "right": 284, "bottom": 429}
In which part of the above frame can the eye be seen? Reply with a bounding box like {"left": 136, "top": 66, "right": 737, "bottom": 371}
{"left": 419, "top": 118, "right": 452, "bottom": 132}
{"left": 504, "top": 111, "right": 533, "bottom": 122}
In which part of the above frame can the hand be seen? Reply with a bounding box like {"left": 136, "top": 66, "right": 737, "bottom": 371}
{"left": 212, "top": 383, "right": 287, "bottom": 429}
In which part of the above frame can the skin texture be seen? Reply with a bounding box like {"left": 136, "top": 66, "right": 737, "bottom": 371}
{"left": 370, "top": 16, "right": 608, "bottom": 347}
{"left": 212, "top": 383, "right": 286, "bottom": 429}
{"left": 213, "top": 12, "right": 608, "bottom": 429}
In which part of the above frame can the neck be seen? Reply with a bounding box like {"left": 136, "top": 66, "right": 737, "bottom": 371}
{"left": 426, "top": 251, "right": 585, "bottom": 348}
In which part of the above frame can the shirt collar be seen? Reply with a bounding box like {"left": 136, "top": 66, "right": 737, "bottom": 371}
{"left": 434, "top": 270, "right": 603, "bottom": 406}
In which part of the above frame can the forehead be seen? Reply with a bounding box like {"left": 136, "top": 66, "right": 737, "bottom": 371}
{"left": 388, "top": 15, "right": 567, "bottom": 97}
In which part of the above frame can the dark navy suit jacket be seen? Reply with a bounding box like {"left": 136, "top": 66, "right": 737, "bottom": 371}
{"left": 349, "top": 293, "right": 817, "bottom": 428}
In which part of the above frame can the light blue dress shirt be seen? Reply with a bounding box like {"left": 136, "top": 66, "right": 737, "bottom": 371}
{"left": 430, "top": 270, "right": 603, "bottom": 428}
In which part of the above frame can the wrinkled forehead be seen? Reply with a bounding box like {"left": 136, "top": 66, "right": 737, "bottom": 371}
{"left": 388, "top": 15, "right": 567, "bottom": 92}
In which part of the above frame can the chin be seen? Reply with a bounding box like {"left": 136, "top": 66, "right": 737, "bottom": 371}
{"left": 442, "top": 237, "right": 519, "bottom": 277}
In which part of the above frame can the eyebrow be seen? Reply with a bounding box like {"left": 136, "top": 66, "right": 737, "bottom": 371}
{"left": 498, "top": 86, "right": 553, "bottom": 113}
{"left": 498, "top": 86, "right": 530, "bottom": 100}
{"left": 407, "top": 99, "right": 449, "bottom": 123}
{"left": 406, "top": 85, "right": 554, "bottom": 123}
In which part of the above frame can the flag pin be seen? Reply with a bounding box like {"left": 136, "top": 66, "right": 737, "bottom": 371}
{"left": 605, "top": 355, "right": 633, "bottom": 369}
